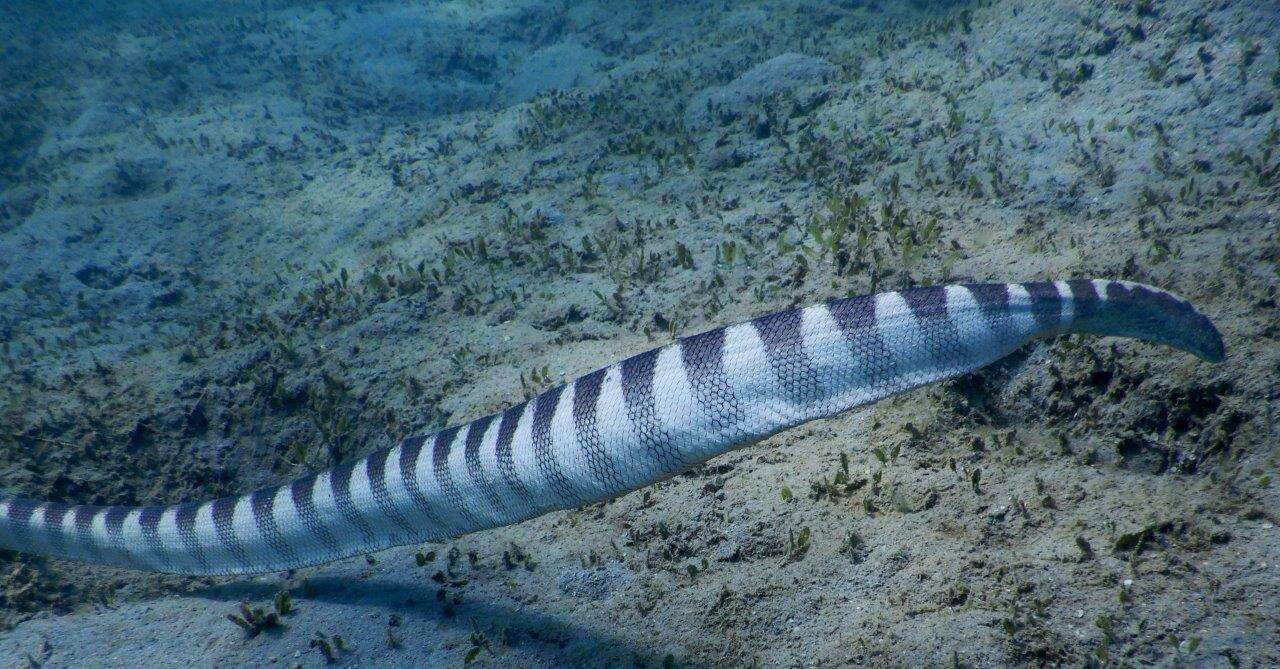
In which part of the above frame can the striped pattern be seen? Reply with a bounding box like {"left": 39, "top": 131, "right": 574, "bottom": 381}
{"left": 0, "top": 281, "right": 1224, "bottom": 575}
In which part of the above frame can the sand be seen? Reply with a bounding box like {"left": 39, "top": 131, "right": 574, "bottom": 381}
{"left": 0, "top": 0, "right": 1277, "bottom": 666}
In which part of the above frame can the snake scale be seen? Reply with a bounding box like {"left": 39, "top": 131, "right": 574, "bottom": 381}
{"left": 0, "top": 280, "right": 1224, "bottom": 575}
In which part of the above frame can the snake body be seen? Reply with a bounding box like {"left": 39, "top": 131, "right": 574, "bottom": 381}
{"left": 0, "top": 280, "right": 1223, "bottom": 575}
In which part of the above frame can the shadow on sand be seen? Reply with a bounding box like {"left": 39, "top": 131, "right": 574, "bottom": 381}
{"left": 195, "top": 574, "right": 712, "bottom": 668}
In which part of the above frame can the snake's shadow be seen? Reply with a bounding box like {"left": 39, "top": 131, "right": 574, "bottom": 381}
{"left": 196, "top": 575, "right": 708, "bottom": 668}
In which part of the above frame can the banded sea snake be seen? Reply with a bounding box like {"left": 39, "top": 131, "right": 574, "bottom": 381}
{"left": 0, "top": 280, "right": 1223, "bottom": 575}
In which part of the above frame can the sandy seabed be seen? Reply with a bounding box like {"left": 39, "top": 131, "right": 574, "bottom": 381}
{"left": 0, "top": 0, "right": 1278, "bottom": 666}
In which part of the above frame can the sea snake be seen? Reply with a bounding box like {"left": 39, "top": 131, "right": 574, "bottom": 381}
{"left": 0, "top": 280, "right": 1224, "bottom": 575}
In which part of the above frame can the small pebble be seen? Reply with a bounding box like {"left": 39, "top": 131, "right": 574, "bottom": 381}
{"left": 1075, "top": 609, "right": 1084, "bottom": 618}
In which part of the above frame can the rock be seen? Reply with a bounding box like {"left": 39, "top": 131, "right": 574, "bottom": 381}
{"left": 74, "top": 263, "right": 127, "bottom": 290}
{"left": 556, "top": 566, "right": 630, "bottom": 600}
{"left": 530, "top": 203, "right": 567, "bottom": 226}
{"left": 1241, "top": 91, "right": 1274, "bottom": 118}
{"left": 487, "top": 305, "right": 516, "bottom": 325}
{"left": 722, "top": 53, "right": 836, "bottom": 101}
{"left": 537, "top": 303, "right": 588, "bottom": 330}
{"left": 600, "top": 170, "right": 642, "bottom": 190}
{"left": 505, "top": 42, "right": 604, "bottom": 103}
{"left": 70, "top": 104, "right": 141, "bottom": 138}
{"left": 685, "top": 53, "right": 836, "bottom": 128}
{"left": 701, "top": 144, "right": 749, "bottom": 171}
{"left": 0, "top": 185, "right": 43, "bottom": 224}
{"left": 96, "top": 157, "right": 167, "bottom": 198}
